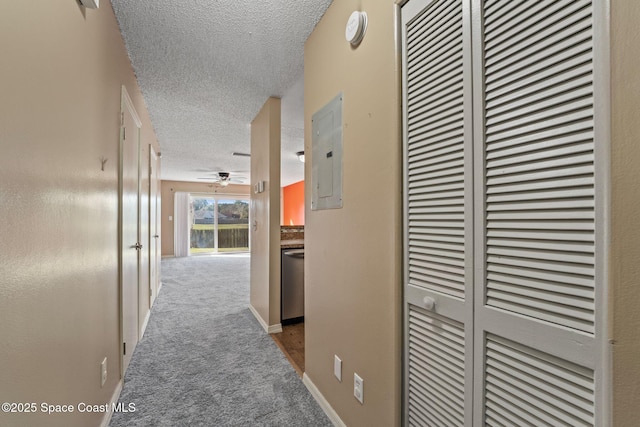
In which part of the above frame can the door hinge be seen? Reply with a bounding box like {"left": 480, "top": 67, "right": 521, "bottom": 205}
{"left": 123, "top": 342, "right": 126, "bottom": 355}
{"left": 123, "top": 127, "right": 126, "bottom": 140}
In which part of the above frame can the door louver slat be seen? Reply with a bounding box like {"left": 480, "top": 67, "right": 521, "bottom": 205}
{"left": 485, "top": 3, "right": 591, "bottom": 66}
{"left": 486, "top": 69, "right": 593, "bottom": 115}
{"left": 409, "top": 87, "right": 464, "bottom": 124}
{"left": 483, "top": 0, "right": 528, "bottom": 15}
{"left": 485, "top": 54, "right": 592, "bottom": 107}
{"left": 408, "top": 26, "right": 462, "bottom": 74}
{"left": 487, "top": 140, "right": 593, "bottom": 169}
{"left": 408, "top": 308, "right": 465, "bottom": 426}
{"left": 408, "top": 59, "right": 463, "bottom": 104}
{"left": 407, "top": 0, "right": 459, "bottom": 44}
{"left": 484, "top": 335, "right": 595, "bottom": 426}
{"left": 487, "top": 265, "right": 593, "bottom": 290}
{"left": 410, "top": 157, "right": 464, "bottom": 176}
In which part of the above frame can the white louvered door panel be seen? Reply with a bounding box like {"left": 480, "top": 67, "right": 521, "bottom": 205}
{"left": 402, "top": 0, "right": 474, "bottom": 425}
{"left": 472, "top": 1, "right": 604, "bottom": 425}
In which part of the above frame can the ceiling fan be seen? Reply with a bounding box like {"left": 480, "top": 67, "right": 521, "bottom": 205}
{"left": 196, "top": 171, "right": 248, "bottom": 186}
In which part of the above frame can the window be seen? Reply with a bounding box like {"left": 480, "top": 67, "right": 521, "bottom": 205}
{"left": 189, "top": 195, "right": 249, "bottom": 254}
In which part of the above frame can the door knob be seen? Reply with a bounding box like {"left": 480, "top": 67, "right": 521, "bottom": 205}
{"left": 423, "top": 296, "right": 436, "bottom": 311}
{"left": 134, "top": 243, "right": 143, "bottom": 250}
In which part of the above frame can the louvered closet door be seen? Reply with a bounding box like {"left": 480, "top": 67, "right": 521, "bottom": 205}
{"left": 402, "top": 0, "right": 474, "bottom": 425}
{"left": 472, "top": 1, "right": 604, "bottom": 425}
{"left": 403, "top": 0, "right": 608, "bottom": 426}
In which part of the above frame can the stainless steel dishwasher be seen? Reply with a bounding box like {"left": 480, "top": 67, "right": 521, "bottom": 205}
{"left": 281, "top": 248, "right": 304, "bottom": 323}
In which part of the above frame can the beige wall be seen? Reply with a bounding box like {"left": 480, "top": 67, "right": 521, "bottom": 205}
{"left": 304, "top": 2, "right": 402, "bottom": 426}
{"left": 249, "top": 98, "right": 282, "bottom": 328}
{"left": 0, "top": 2, "right": 159, "bottom": 427}
{"left": 611, "top": 1, "right": 640, "bottom": 424}
{"left": 160, "top": 180, "right": 250, "bottom": 256}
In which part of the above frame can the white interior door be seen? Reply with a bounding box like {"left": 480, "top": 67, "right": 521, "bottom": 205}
{"left": 149, "top": 146, "right": 160, "bottom": 305}
{"left": 139, "top": 139, "right": 150, "bottom": 329}
{"left": 120, "top": 86, "right": 142, "bottom": 375}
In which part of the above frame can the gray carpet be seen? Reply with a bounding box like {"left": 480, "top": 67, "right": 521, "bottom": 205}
{"left": 110, "top": 254, "right": 331, "bottom": 427}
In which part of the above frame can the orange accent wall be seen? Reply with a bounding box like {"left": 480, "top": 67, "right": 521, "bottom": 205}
{"left": 283, "top": 180, "right": 305, "bottom": 225}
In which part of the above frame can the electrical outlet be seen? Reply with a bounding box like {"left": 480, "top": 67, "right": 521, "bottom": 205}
{"left": 100, "top": 357, "right": 107, "bottom": 387}
{"left": 354, "top": 373, "right": 364, "bottom": 404}
{"left": 334, "top": 355, "right": 342, "bottom": 382}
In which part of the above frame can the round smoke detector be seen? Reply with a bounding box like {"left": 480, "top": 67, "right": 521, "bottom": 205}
{"left": 345, "top": 11, "right": 368, "bottom": 46}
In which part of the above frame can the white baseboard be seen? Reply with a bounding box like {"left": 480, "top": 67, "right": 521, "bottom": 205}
{"left": 139, "top": 308, "right": 151, "bottom": 339}
{"left": 248, "top": 304, "right": 282, "bottom": 334}
{"left": 303, "top": 373, "right": 346, "bottom": 427}
{"left": 100, "top": 380, "right": 123, "bottom": 427}
{"left": 268, "top": 323, "right": 283, "bottom": 334}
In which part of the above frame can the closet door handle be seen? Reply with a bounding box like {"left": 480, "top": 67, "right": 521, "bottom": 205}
{"left": 422, "top": 296, "right": 435, "bottom": 311}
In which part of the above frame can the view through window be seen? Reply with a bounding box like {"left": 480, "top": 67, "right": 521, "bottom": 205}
{"left": 190, "top": 196, "right": 249, "bottom": 254}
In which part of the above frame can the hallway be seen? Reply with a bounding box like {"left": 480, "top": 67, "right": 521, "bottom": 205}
{"left": 110, "top": 255, "right": 330, "bottom": 426}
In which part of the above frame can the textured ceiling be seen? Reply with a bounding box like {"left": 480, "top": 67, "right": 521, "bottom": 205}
{"left": 111, "top": 0, "right": 333, "bottom": 186}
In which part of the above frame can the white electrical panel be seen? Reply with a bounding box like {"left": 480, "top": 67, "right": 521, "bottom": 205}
{"left": 311, "top": 93, "right": 343, "bottom": 210}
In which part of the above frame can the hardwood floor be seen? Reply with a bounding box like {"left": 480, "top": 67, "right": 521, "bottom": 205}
{"left": 271, "top": 322, "right": 305, "bottom": 377}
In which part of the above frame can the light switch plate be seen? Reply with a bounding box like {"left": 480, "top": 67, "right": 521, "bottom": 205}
{"left": 334, "top": 355, "right": 342, "bottom": 382}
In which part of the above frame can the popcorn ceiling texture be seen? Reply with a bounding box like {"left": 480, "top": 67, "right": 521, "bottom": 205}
{"left": 111, "top": 0, "right": 332, "bottom": 185}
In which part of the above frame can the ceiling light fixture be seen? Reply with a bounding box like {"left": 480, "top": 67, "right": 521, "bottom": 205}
{"left": 232, "top": 152, "right": 251, "bottom": 157}
{"left": 296, "top": 151, "right": 305, "bottom": 163}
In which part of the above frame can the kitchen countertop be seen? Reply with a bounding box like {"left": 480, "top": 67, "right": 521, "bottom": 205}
{"left": 281, "top": 239, "right": 304, "bottom": 249}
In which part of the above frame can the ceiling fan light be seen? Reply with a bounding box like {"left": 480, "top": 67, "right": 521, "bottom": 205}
{"left": 220, "top": 180, "right": 230, "bottom": 187}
